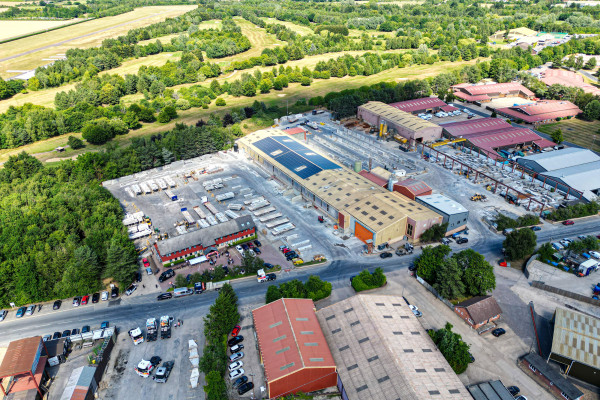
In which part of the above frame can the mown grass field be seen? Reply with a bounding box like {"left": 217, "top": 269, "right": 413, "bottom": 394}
{"left": 0, "top": 5, "right": 196, "bottom": 78}
{"left": 0, "top": 19, "right": 86, "bottom": 41}
{"left": 538, "top": 119, "right": 600, "bottom": 152}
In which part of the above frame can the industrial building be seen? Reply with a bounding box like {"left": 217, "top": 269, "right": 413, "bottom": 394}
{"left": 496, "top": 100, "right": 581, "bottom": 124}
{"left": 0, "top": 337, "right": 48, "bottom": 398}
{"left": 540, "top": 69, "right": 600, "bottom": 96}
{"left": 521, "top": 353, "right": 583, "bottom": 400}
{"left": 238, "top": 129, "right": 443, "bottom": 245}
{"left": 516, "top": 148, "right": 600, "bottom": 201}
{"left": 357, "top": 101, "right": 443, "bottom": 145}
{"left": 315, "top": 294, "right": 470, "bottom": 400}
{"left": 416, "top": 194, "right": 469, "bottom": 234}
{"left": 153, "top": 215, "right": 256, "bottom": 262}
{"left": 441, "top": 118, "right": 555, "bottom": 158}
{"left": 453, "top": 82, "right": 535, "bottom": 103}
{"left": 60, "top": 366, "right": 98, "bottom": 400}
{"left": 359, "top": 171, "right": 432, "bottom": 200}
{"left": 389, "top": 97, "right": 447, "bottom": 114}
{"left": 252, "top": 298, "right": 337, "bottom": 399}
{"left": 548, "top": 307, "right": 600, "bottom": 386}
{"left": 467, "top": 380, "right": 515, "bottom": 400}
{"left": 454, "top": 296, "right": 502, "bottom": 330}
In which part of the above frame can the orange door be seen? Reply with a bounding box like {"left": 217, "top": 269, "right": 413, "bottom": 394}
{"left": 354, "top": 221, "right": 373, "bottom": 243}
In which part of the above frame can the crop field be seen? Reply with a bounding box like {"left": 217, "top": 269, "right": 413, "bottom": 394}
{"left": 0, "top": 19, "right": 85, "bottom": 42}
{"left": 0, "top": 5, "right": 196, "bottom": 78}
{"left": 538, "top": 119, "right": 600, "bottom": 152}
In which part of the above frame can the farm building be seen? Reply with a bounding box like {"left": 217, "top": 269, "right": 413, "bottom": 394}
{"left": 153, "top": 215, "right": 255, "bottom": 262}
{"left": 389, "top": 97, "right": 447, "bottom": 114}
{"left": 316, "top": 294, "right": 470, "bottom": 400}
{"left": 252, "top": 298, "right": 337, "bottom": 399}
{"left": 238, "top": 129, "right": 443, "bottom": 245}
{"left": 548, "top": 307, "right": 600, "bottom": 386}
{"left": 540, "top": 69, "right": 600, "bottom": 96}
{"left": 441, "top": 118, "right": 555, "bottom": 158}
{"left": 357, "top": 101, "right": 443, "bottom": 145}
{"left": 452, "top": 82, "right": 535, "bottom": 103}
{"left": 454, "top": 296, "right": 502, "bottom": 331}
{"left": 516, "top": 148, "right": 600, "bottom": 201}
{"left": 496, "top": 100, "right": 581, "bottom": 124}
{"left": 416, "top": 194, "right": 469, "bottom": 235}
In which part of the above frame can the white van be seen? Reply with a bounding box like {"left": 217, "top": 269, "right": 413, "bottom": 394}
{"left": 173, "top": 287, "right": 193, "bottom": 297}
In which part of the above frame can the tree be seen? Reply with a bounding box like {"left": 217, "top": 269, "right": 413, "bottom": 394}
{"left": 81, "top": 118, "right": 115, "bottom": 145}
{"left": 415, "top": 245, "right": 451, "bottom": 283}
{"left": 536, "top": 242, "right": 555, "bottom": 263}
{"left": 351, "top": 268, "right": 386, "bottom": 292}
{"left": 550, "top": 128, "right": 563, "bottom": 144}
{"left": 175, "top": 274, "right": 188, "bottom": 288}
{"left": 429, "top": 323, "right": 471, "bottom": 374}
{"left": 215, "top": 97, "right": 226, "bottom": 106}
{"left": 305, "top": 275, "right": 332, "bottom": 301}
{"left": 67, "top": 135, "right": 85, "bottom": 149}
{"left": 259, "top": 78, "right": 272, "bottom": 93}
{"left": 583, "top": 100, "right": 600, "bottom": 121}
{"left": 266, "top": 285, "right": 282, "bottom": 303}
{"left": 242, "top": 81, "right": 256, "bottom": 97}
{"left": 433, "top": 258, "right": 465, "bottom": 300}
{"left": 584, "top": 57, "right": 597, "bottom": 70}
{"left": 503, "top": 228, "right": 537, "bottom": 261}
{"left": 454, "top": 249, "right": 496, "bottom": 296}
{"left": 204, "top": 370, "right": 227, "bottom": 400}
{"left": 419, "top": 223, "right": 448, "bottom": 243}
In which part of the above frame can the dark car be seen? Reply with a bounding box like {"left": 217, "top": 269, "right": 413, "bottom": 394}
{"left": 92, "top": 293, "right": 100, "bottom": 303}
{"left": 468, "top": 352, "right": 475, "bottom": 363}
{"left": 82, "top": 325, "right": 90, "bottom": 334}
{"left": 135, "top": 271, "right": 142, "bottom": 282}
{"left": 492, "top": 328, "right": 506, "bottom": 337}
{"left": 264, "top": 263, "right": 275, "bottom": 269}
{"left": 62, "top": 329, "right": 71, "bottom": 337}
{"left": 227, "top": 336, "right": 244, "bottom": 347}
{"left": 266, "top": 273, "right": 276, "bottom": 281}
{"left": 157, "top": 293, "right": 173, "bottom": 301}
{"left": 563, "top": 220, "right": 574, "bottom": 225}
{"left": 231, "top": 325, "right": 241, "bottom": 337}
{"left": 530, "top": 226, "right": 541, "bottom": 231}
{"left": 254, "top": 247, "right": 261, "bottom": 255}
{"left": 253, "top": 240, "right": 262, "bottom": 247}
{"left": 232, "top": 375, "right": 248, "bottom": 389}
{"left": 238, "top": 382, "right": 254, "bottom": 395}
{"left": 241, "top": 243, "right": 249, "bottom": 251}
{"left": 408, "top": 264, "right": 418, "bottom": 271}
{"left": 101, "top": 321, "right": 109, "bottom": 329}
{"left": 110, "top": 287, "right": 119, "bottom": 298}
{"left": 379, "top": 252, "right": 392, "bottom": 259}
{"left": 350, "top": 275, "right": 356, "bottom": 284}
{"left": 52, "top": 332, "right": 62, "bottom": 340}
{"left": 159, "top": 269, "right": 175, "bottom": 283}
{"left": 507, "top": 386, "right": 520, "bottom": 396}
{"left": 53, "top": 300, "right": 62, "bottom": 310}
{"left": 71, "top": 328, "right": 80, "bottom": 336}
{"left": 456, "top": 237, "right": 469, "bottom": 244}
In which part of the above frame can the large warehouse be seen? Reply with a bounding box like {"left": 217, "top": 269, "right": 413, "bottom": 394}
{"left": 496, "top": 100, "right": 581, "bottom": 125}
{"left": 452, "top": 82, "right": 535, "bottom": 103}
{"left": 548, "top": 308, "right": 600, "bottom": 387}
{"left": 516, "top": 148, "right": 600, "bottom": 201}
{"left": 357, "top": 101, "right": 443, "bottom": 145}
{"left": 389, "top": 97, "right": 447, "bottom": 114}
{"left": 316, "top": 294, "right": 470, "bottom": 400}
{"left": 540, "top": 69, "right": 600, "bottom": 96}
{"left": 238, "top": 129, "right": 443, "bottom": 245}
{"left": 416, "top": 194, "right": 469, "bottom": 234}
{"left": 252, "top": 298, "right": 337, "bottom": 398}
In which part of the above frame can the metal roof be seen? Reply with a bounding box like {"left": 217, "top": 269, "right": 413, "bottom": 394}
{"left": 252, "top": 298, "right": 335, "bottom": 383}
{"left": 316, "top": 294, "right": 469, "bottom": 400}
{"left": 517, "top": 148, "right": 600, "bottom": 172}
{"left": 541, "top": 69, "right": 600, "bottom": 96}
{"left": 542, "top": 160, "right": 600, "bottom": 195}
{"left": 457, "top": 82, "right": 534, "bottom": 97}
{"left": 525, "top": 353, "right": 584, "bottom": 400}
{"left": 0, "top": 337, "right": 43, "bottom": 378}
{"left": 497, "top": 100, "right": 581, "bottom": 123}
{"left": 441, "top": 118, "right": 512, "bottom": 137}
{"left": 416, "top": 194, "right": 468, "bottom": 216}
{"left": 389, "top": 97, "right": 447, "bottom": 113}
{"left": 359, "top": 102, "right": 439, "bottom": 132}
{"left": 395, "top": 178, "right": 432, "bottom": 196}
{"left": 358, "top": 170, "right": 388, "bottom": 187}
{"left": 550, "top": 307, "right": 600, "bottom": 371}
{"left": 156, "top": 215, "right": 255, "bottom": 256}
{"left": 466, "top": 380, "right": 515, "bottom": 400}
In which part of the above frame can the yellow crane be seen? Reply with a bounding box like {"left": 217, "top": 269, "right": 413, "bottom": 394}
{"left": 430, "top": 138, "right": 466, "bottom": 148}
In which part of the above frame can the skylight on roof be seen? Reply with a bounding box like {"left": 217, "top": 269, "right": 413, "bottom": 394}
{"left": 294, "top": 166, "right": 307, "bottom": 172}
{"left": 271, "top": 150, "right": 283, "bottom": 156}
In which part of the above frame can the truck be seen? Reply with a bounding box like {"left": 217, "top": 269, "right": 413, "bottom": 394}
{"left": 160, "top": 316, "right": 173, "bottom": 339}
{"left": 194, "top": 282, "right": 205, "bottom": 294}
{"left": 129, "top": 327, "right": 144, "bottom": 345}
{"left": 146, "top": 318, "right": 158, "bottom": 342}
{"left": 257, "top": 269, "right": 267, "bottom": 283}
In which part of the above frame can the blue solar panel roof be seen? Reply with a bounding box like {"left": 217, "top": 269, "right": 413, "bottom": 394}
{"left": 253, "top": 136, "right": 341, "bottom": 179}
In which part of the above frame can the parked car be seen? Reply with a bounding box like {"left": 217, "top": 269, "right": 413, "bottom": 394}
{"left": 379, "top": 252, "right": 393, "bottom": 259}
{"left": 158, "top": 269, "right": 174, "bottom": 283}
{"left": 229, "top": 369, "right": 245, "bottom": 380}
{"left": 16, "top": 307, "right": 26, "bottom": 318}
{"left": 266, "top": 273, "right": 276, "bottom": 281}
{"left": 228, "top": 336, "right": 244, "bottom": 347}
{"left": 146, "top": 267, "right": 153, "bottom": 275}
{"left": 441, "top": 238, "right": 451, "bottom": 245}
{"left": 135, "top": 271, "right": 142, "bottom": 282}
{"left": 53, "top": 300, "right": 62, "bottom": 310}
{"left": 142, "top": 258, "right": 150, "bottom": 268}
{"left": 264, "top": 263, "right": 275, "bottom": 269}
{"left": 253, "top": 240, "right": 262, "bottom": 247}
{"left": 254, "top": 247, "right": 261, "bottom": 255}
{"left": 71, "top": 328, "right": 80, "bottom": 336}
{"left": 230, "top": 343, "right": 244, "bottom": 353}
{"left": 241, "top": 244, "right": 249, "bottom": 251}
{"left": 92, "top": 293, "right": 100, "bottom": 303}
{"left": 62, "top": 329, "right": 71, "bottom": 337}
{"left": 231, "top": 325, "right": 241, "bottom": 337}
{"left": 25, "top": 305, "right": 35, "bottom": 316}
{"left": 456, "top": 237, "right": 469, "bottom": 244}
{"left": 125, "top": 284, "right": 137, "bottom": 296}
{"left": 507, "top": 386, "right": 520, "bottom": 396}
{"left": 589, "top": 251, "right": 600, "bottom": 259}
{"left": 228, "top": 361, "right": 244, "bottom": 372}
{"left": 563, "top": 220, "right": 574, "bottom": 225}
{"left": 100, "top": 321, "right": 109, "bottom": 329}
{"left": 43, "top": 334, "right": 52, "bottom": 342}
{"left": 468, "top": 352, "right": 475, "bottom": 363}
{"left": 492, "top": 328, "right": 506, "bottom": 337}
{"left": 82, "top": 325, "right": 90, "bottom": 334}
{"left": 515, "top": 396, "right": 528, "bottom": 400}
{"left": 0, "top": 310, "right": 7, "bottom": 321}
{"left": 81, "top": 295, "right": 89, "bottom": 305}
{"left": 157, "top": 293, "right": 173, "bottom": 301}
{"left": 229, "top": 352, "right": 244, "bottom": 362}
{"left": 52, "top": 332, "right": 62, "bottom": 340}
{"left": 247, "top": 242, "right": 254, "bottom": 249}
{"left": 73, "top": 297, "right": 81, "bottom": 307}
{"left": 232, "top": 376, "right": 248, "bottom": 389}
{"left": 408, "top": 264, "right": 418, "bottom": 271}
{"left": 235, "top": 245, "right": 244, "bottom": 253}
{"left": 530, "top": 226, "right": 541, "bottom": 231}
{"left": 238, "top": 382, "right": 254, "bottom": 395}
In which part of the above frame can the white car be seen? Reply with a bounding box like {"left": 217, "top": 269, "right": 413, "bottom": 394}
{"left": 230, "top": 343, "right": 244, "bottom": 353}
{"left": 101, "top": 291, "right": 109, "bottom": 301}
{"left": 412, "top": 309, "right": 423, "bottom": 318}
{"left": 590, "top": 251, "right": 600, "bottom": 259}
{"left": 229, "top": 352, "right": 244, "bottom": 362}
{"left": 559, "top": 240, "right": 570, "bottom": 247}
{"left": 409, "top": 305, "right": 418, "bottom": 311}
{"left": 229, "top": 368, "right": 245, "bottom": 380}
{"left": 228, "top": 361, "right": 244, "bottom": 372}
{"left": 248, "top": 249, "right": 255, "bottom": 257}
{"left": 236, "top": 245, "right": 243, "bottom": 253}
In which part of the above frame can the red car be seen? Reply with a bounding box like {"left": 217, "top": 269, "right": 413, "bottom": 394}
{"left": 142, "top": 258, "right": 150, "bottom": 268}
{"left": 282, "top": 248, "right": 291, "bottom": 254}
{"left": 231, "top": 325, "right": 241, "bottom": 337}
{"left": 563, "top": 220, "right": 574, "bottom": 226}
{"left": 81, "top": 295, "right": 90, "bottom": 305}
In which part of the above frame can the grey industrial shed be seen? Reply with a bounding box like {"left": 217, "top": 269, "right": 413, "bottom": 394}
{"left": 466, "top": 380, "right": 514, "bottom": 400}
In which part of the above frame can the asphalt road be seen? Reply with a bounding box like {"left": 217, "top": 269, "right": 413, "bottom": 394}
{"left": 2, "top": 219, "right": 598, "bottom": 345}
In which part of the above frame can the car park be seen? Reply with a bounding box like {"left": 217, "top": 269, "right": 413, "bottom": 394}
{"left": 229, "top": 369, "right": 245, "bottom": 380}
{"left": 228, "top": 361, "right": 244, "bottom": 372}
{"left": 82, "top": 325, "right": 90, "bottom": 333}
{"left": 0, "top": 310, "right": 7, "bottom": 321}
{"left": 125, "top": 284, "right": 137, "bottom": 296}
{"left": 229, "top": 352, "right": 244, "bottom": 362}
{"left": 380, "top": 252, "right": 392, "bottom": 259}
{"left": 25, "top": 305, "right": 35, "bottom": 316}
{"left": 157, "top": 293, "right": 173, "bottom": 301}
{"left": 16, "top": 307, "right": 26, "bottom": 318}
{"left": 507, "top": 386, "right": 520, "bottom": 396}
{"left": 232, "top": 376, "right": 248, "bottom": 389}
{"left": 228, "top": 336, "right": 244, "bottom": 347}
{"left": 492, "top": 328, "right": 506, "bottom": 337}
{"left": 81, "top": 295, "right": 89, "bottom": 305}
{"left": 238, "top": 382, "right": 254, "bottom": 395}
{"left": 53, "top": 300, "right": 62, "bottom": 310}
{"left": 52, "top": 332, "right": 61, "bottom": 340}
{"left": 92, "top": 293, "right": 100, "bottom": 303}
{"left": 231, "top": 325, "right": 241, "bottom": 337}
{"left": 62, "top": 329, "right": 71, "bottom": 337}
{"left": 230, "top": 343, "right": 244, "bottom": 353}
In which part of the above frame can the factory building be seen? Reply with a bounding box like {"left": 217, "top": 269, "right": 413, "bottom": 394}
{"left": 496, "top": 100, "right": 581, "bottom": 125}
{"left": 389, "top": 97, "right": 448, "bottom": 114}
{"left": 416, "top": 194, "right": 469, "bottom": 235}
{"left": 357, "top": 101, "right": 443, "bottom": 145}
{"left": 452, "top": 82, "right": 535, "bottom": 103}
{"left": 238, "top": 129, "right": 443, "bottom": 245}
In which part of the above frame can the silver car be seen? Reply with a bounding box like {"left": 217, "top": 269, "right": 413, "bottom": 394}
{"left": 25, "top": 305, "right": 35, "bottom": 316}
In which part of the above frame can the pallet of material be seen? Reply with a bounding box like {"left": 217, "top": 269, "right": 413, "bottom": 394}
{"left": 225, "top": 210, "right": 239, "bottom": 219}
{"left": 148, "top": 180, "right": 159, "bottom": 191}
{"left": 140, "top": 183, "right": 152, "bottom": 194}
{"left": 252, "top": 205, "right": 275, "bottom": 216}
{"left": 259, "top": 212, "right": 282, "bottom": 222}
{"left": 265, "top": 218, "right": 289, "bottom": 229}
{"left": 125, "top": 187, "right": 135, "bottom": 198}
{"left": 206, "top": 215, "right": 218, "bottom": 226}
{"left": 198, "top": 219, "right": 210, "bottom": 229}
{"left": 165, "top": 176, "right": 177, "bottom": 187}
{"left": 240, "top": 187, "right": 252, "bottom": 194}
{"left": 215, "top": 192, "right": 235, "bottom": 201}
{"left": 193, "top": 206, "right": 207, "bottom": 219}
{"left": 244, "top": 196, "right": 264, "bottom": 205}
{"left": 182, "top": 210, "right": 195, "bottom": 224}
{"left": 131, "top": 184, "right": 142, "bottom": 195}
{"left": 215, "top": 213, "right": 229, "bottom": 223}
{"left": 227, "top": 204, "right": 243, "bottom": 211}
{"left": 156, "top": 178, "right": 168, "bottom": 190}
{"left": 272, "top": 223, "right": 295, "bottom": 236}
{"left": 248, "top": 201, "right": 270, "bottom": 212}
{"left": 204, "top": 202, "right": 218, "bottom": 215}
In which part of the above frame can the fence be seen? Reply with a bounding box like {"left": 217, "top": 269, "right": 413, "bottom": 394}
{"left": 415, "top": 275, "right": 455, "bottom": 310}
{"left": 531, "top": 281, "right": 600, "bottom": 307}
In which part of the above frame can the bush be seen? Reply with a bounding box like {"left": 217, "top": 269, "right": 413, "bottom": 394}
{"left": 67, "top": 136, "right": 85, "bottom": 149}
{"left": 163, "top": 262, "right": 172, "bottom": 268}
{"left": 265, "top": 276, "right": 332, "bottom": 303}
{"left": 494, "top": 213, "right": 539, "bottom": 231}
{"left": 157, "top": 105, "right": 177, "bottom": 123}
{"left": 503, "top": 228, "right": 537, "bottom": 261}
{"left": 548, "top": 201, "right": 599, "bottom": 221}
{"left": 172, "top": 259, "right": 186, "bottom": 265}
{"left": 419, "top": 223, "right": 448, "bottom": 242}
{"left": 215, "top": 97, "right": 226, "bottom": 106}
{"left": 351, "top": 268, "right": 386, "bottom": 292}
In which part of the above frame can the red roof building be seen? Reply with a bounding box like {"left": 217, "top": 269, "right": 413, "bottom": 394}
{"left": 496, "top": 100, "right": 581, "bottom": 124}
{"left": 393, "top": 179, "right": 432, "bottom": 200}
{"left": 441, "top": 117, "right": 512, "bottom": 137}
{"left": 252, "top": 298, "right": 337, "bottom": 399}
{"left": 540, "top": 69, "right": 600, "bottom": 96}
{"left": 389, "top": 97, "right": 447, "bottom": 114}
{"left": 441, "top": 105, "right": 459, "bottom": 113}
{"left": 358, "top": 170, "right": 388, "bottom": 187}
{"left": 284, "top": 127, "right": 306, "bottom": 135}
{"left": 454, "top": 82, "right": 535, "bottom": 103}
{"left": 0, "top": 337, "right": 48, "bottom": 398}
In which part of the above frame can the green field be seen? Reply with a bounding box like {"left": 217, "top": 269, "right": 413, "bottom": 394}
{"left": 539, "top": 119, "right": 600, "bottom": 152}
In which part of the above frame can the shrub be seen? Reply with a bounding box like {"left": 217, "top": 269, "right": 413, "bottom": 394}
{"left": 265, "top": 276, "right": 332, "bottom": 303}
{"left": 503, "top": 228, "right": 537, "bottom": 261}
{"left": 548, "top": 201, "right": 599, "bottom": 221}
{"left": 67, "top": 136, "right": 85, "bottom": 149}
{"left": 172, "top": 259, "right": 186, "bottom": 265}
{"left": 215, "top": 97, "right": 226, "bottom": 106}
{"left": 419, "top": 223, "right": 448, "bottom": 242}
{"left": 494, "top": 213, "right": 539, "bottom": 231}
{"left": 351, "top": 268, "right": 386, "bottom": 292}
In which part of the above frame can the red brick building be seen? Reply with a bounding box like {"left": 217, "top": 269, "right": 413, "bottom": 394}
{"left": 521, "top": 353, "right": 583, "bottom": 400}
{"left": 454, "top": 296, "right": 502, "bottom": 330}
{"left": 154, "top": 215, "right": 255, "bottom": 262}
